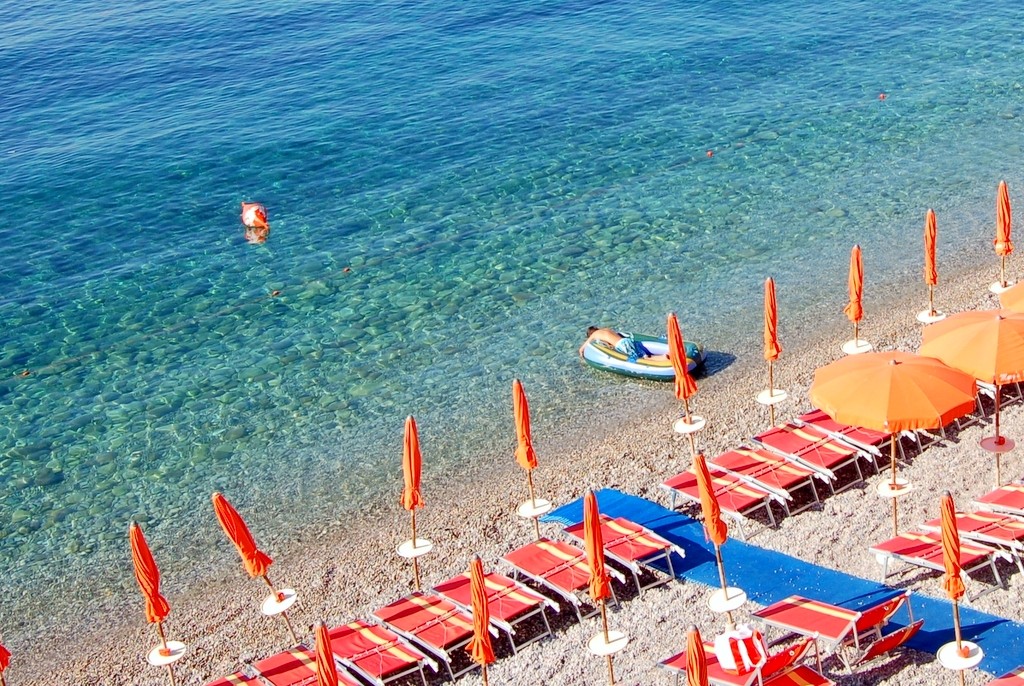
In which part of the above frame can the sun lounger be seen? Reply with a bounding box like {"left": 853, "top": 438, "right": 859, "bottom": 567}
{"left": 869, "top": 530, "right": 1009, "bottom": 599}
{"left": 327, "top": 620, "right": 438, "bottom": 686}
{"left": 845, "top": 619, "right": 924, "bottom": 671}
{"left": 502, "top": 537, "right": 624, "bottom": 620}
{"left": 659, "top": 636, "right": 824, "bottom": 686}
{"left": 974, "top": 481, "right": 1024, "bottom": 517}
{"left": 920, "top": 510, "right": 1024, "bottom": 574}
{"left": 986, "top": 665, "right": 1024, "bottom": 684}
{"left": 661, "top": 466, "right": 777, "bottom": 540}
{"left": 251, "top": 647, "right": 361, "bottom": 686}
{"left": 562, "top": 514, "right": 684, "bottom": 592}
{"left": 795, "top": 409, "right": 897, "bottom": 464}
{"left": 752, "top": 591, "right": 913, "bottom": 670}
{"left": 204, "top": 673, "right": 258, "bottom": 686}
{"left": 434, "top": 569, "right": 557, "bottom": 654}
{"left": 372, "top": 591, "right": 482, "bottom": 681}
{"left": 706, "top": 446, "right": 822, "bottom": 516}
{"left": 752, "top": 422, "right": 869, "bottom": 492}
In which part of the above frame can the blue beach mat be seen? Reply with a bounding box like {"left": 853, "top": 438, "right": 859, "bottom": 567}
{"left": 543, "top": 489, "right": 1024, "bottom": 677}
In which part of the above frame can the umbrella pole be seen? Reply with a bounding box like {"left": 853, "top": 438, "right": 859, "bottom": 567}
{"left": 410, "top": 510, "right": 423, "bottom": 590}
{"left": 1001, "top": 256, "right": 1007, "bottom": 288}
{"left": 853, "top": 321, "right": 859, "bottom": 344}
{"left": 482, "top": 663, "right": 489, "bottom": 686}
{"left": 606, "top": 655, "right": 616, "bottom": 686}
{"left": 954, "top": 600, "right": 966, "bottom": 686}
{"left": 767, "top": 362, "right": 776, "bottom": 426}
{"left": 889, "top": 435, "right": 898, "bottom": 489}
{"left": 715, "top": 543, "right": 736, "bottom": 629}
{"left": 527, "top": 469, "right": 537, "bottom": 508}
{"left": 261, "top": 574, "right": 299, "bottom": 644}
{"left": 599, "top": 598, "right": 610, "bottom": 643}
{"left": 682, "top": 398, "right": 697, "bottom": 455}
{"left": 928, "top": 285, "right": 936, "bottom": 316}
{"left": 156, "top": 622, "right": 177, "bottom": 686}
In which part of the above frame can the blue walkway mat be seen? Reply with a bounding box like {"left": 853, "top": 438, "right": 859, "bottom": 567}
{"left": 542, "top": 488, "right": 1024, "bottom": 677}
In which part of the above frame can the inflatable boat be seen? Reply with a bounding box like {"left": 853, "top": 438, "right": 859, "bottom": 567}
{"left": 582, "top": 333, "right": 706, "bottom": 381}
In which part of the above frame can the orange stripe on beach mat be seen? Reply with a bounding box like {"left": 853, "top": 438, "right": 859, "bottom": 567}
{"left": 405, "top": 594, "right": 473, "bottom": 631}
{"left": 482, "top": 575, "right": 542, "bottom": 607}
{"left": 603, "top": 518, "right": 666, "bottom": 552}
{"left": 778, "top": 597, "right": 858, "bottom": 622}
{"left": 349, "top": 623, "right": 419, "bottom": 663}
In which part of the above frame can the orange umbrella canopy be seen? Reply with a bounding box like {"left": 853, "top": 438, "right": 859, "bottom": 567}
{"left": 685, "top": 625, "right": 708, "bottom": 686}
{"left": 763, "top": 278, "right": 782, "bottom": 362}
{"left": 998, "top": 282, "right": 1024, "bottom": 313}
{"left": 924, "top": 209, "right": 938, "bottom": 286}
{"left": 512, "top": 379, "right": 538, "bottom": 471}
{"left": 919, "top": 309, "right": 1024, "bottom": 384}
{"left": 211, "top": 492, "right": 273, "bottom": 578}
{"left": 0, "top": 640, "right": 11, "bottom": 675}
{"left": 693, "top": 453, "right": 727, "bottom": 546}
{"left": 314, "top": 622, "right": 340, "bottom": 686}
{"left": 583, "top": 489, "right": 611, "bottom": 602}
{"left": 401, "top": 416, "right": 425, "bottom": 511}
{"left": 667, "top": 312, "right": 698, "bottom": 401}
{"left": 129, "top": 522, "right": 171, "bottom": 624}
{"left": 809, "top": 351, "right": 977, "bottom": 432}
{"left": 996, "top": 180, "right": 1014, "bottom": 257}
{"left": 940, "top": 492, "right": 965, "bottom": 602}
{"left": 466, "top": 555, "right": 495, "bottom": 667}
{"left": 843, "top": 245, "right": 864, "bottom": 323}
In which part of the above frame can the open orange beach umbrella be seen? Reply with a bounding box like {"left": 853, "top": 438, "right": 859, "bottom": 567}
{"left": 685, "top": 625, "right": 709, "bottom": 686}
{"left": 694, "top": 453, "right": 727, "bottom": 547}
{"left": 314, "top": 622, "right": 340, "bottom": 686}
{"left": 130, "top": 522, "right": 171, "bottom": 625}
{"left": 667, "top": 312, "right": 698, "bottom": 403}
{"left": 513, "top": 379, "right": 538, "bottom": 471}
{"left": 212, "top": 492, "right": 273, "bottom": 578}
{"left": 924, "top": 209, "right": 938, "bottom": 287}
{"left": 843, "top": 245, "right": 864, "bottom": 324}
{"left": 763, "top": 278, "right": 782, "bottom": 362}
{"left": 583, "top": 490, "right": 611, "bottom": 603}
{"left": 467, "top": 555, "right": 495, "bottom": 668}
{"left": 401, "top": 416, "right": 425, "bottom": 511}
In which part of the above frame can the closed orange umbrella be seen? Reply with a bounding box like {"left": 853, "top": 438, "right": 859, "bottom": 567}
{"left": 467, "top": 555, "right": 495, "bottom": 685}
{"left": 940, "top": 492, "right": 969, "bottom": 662}
{"left": 923, "top": 209, "right": 941, "bottom": 319}
{"left": 130, "top": 522, "right": 177, "bottom": 685}
{"left": 995, "top": 180, "right": 1014, "bottom": 289}
{"left": 211, "top": 492, "right": 297, "bottom": 643}
{"left": 0, "top": 641, "right": 9, "bottom": 686}
{"left": 763, "top": 278, "right": 783, "bottom": 424}
{"left": 694, "top": 452, "right": 737, "bottom": 625}
{"left": 920, "top": 309, "right": 1024, "bottom": 483}
{"left": 668, "top": 311, "right": 701, "bottom": 451}
{"left": 843, "top": 245, "right": 865, "bottom": 348}
{"left": 685, "top": 625, "right": 708, "bottom": 686}
{"left": 584, "top": 489, "right": 618, "bottom": 686}
{"left": 314, "top": 621, "right": 339, "bottom": 686}
{"left": 809, "top": 351, "right": 977, "bottom": 534}
{"left": 400, "top": 415, "right": 427, "bottom": 589}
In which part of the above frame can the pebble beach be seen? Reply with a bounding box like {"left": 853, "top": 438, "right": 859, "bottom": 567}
{"left": 5, "top": 259, "right": 1021, "bottom": 685}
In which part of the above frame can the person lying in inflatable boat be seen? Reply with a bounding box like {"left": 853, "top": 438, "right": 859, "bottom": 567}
{"left": 578, "top": 327, "right": 670, "bottom": 363}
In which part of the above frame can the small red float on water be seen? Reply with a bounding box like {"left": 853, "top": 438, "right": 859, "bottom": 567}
{"left": 241, "top": 202, "right": 270, "bottom": 244}
{"left": 706, "top": 149, "right": 714, "bottom": 158}
{"left": 878, "top": 93, "right": 887, "bottom": 101}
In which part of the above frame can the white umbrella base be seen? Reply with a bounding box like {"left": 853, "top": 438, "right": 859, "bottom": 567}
{"left": 841, "top": 339, "right": 873, "bottom": 355}
{"left": 876, "top": 478, "right": 913, "bottom": 498}
{"left": 588, "top": 630, "right": 628, "bottom": 656}
{"left": 517, "top": 499, "right": 552, "bottom": 518}
{"left": 756, "top": 389, "right": 788, "bottom": 405}
{"left": 916, "top": 310, "right": 947, "bottom": 323}
{"left": 673, "top": 415, "right": 706, "bottom": 434}
{"left": 981, "top": 436, "right": 1015, "bottom": 453}
{"left": 261, "top": 588, "right": 298, "bottom": 616}
{"left": 990, "top": 281, "right": 1015, "bottom": 294}
{"left": 147, "top": 641, "right": 186, "bottom": 666}
{"left": 937, "top": 640, "right": 983, "bottom": 670}
{"left": 397, "top": 539, "right": 434, "bottom": 559}
{"left": 708, "top": 587, "right": 747, "bottom": 613}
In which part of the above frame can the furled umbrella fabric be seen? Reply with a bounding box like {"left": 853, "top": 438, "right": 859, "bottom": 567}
{"left": 467, "top": 555, "right": 495, "bottom": 668}
{"left": 940, "top": 492, "right": 965, "bottom": 602}
{"left": 685, "top": 625, "right": 709, "bottom": 686}
{"left": 211, "top": 492, "right": 273, "bottom": 578}
{"left": 584, "top": 490, "right": 611, "bottom": 603}
{"left": 314, "top": 622, "right": 340, "bottom": 686}
{"left": 667, "top": 312, "right": 698, "bottom": 403}
{"left": 924, "top": 209, "right": 939, "bottom": 287}
{"left": 996, "top": 180, "right": 1014, "bottom": 257}
{"left": 763, "top": 278, "right": 782, "bottom": 362}
{"left": 401, "top": 416, "right": 425, "bottom": 511}
{"left": 512, "top": 379, "right": 538, "bottom": 471}
{"left": 130, "top": 522, "right": 171, "bottom": 624}
{"left": 0, "top": 639, "right": 11, "bottom": 680}
{"left": 843, "top": 245, "right": 864, "bottom": 324}
{"left": 693, "top": 453, "right": 727, "bottom": 547}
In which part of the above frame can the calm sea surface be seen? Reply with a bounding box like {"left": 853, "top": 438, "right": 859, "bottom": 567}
{"left": 2, "top": 0, "right": 1024, "bottom": 623}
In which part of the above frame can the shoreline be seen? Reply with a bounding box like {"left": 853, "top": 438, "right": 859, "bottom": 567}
{"left": 8, "top": 258, "right": 1024, "bottom": 685}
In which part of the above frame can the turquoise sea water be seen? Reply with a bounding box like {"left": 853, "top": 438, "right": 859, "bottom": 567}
{"left": 3, "top": 0, "right": 1024, "bottom": 628}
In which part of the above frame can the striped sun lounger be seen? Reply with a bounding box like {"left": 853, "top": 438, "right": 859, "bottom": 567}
{"left": 434, "top": 570, "right": 557, "bottom": 653}
{"left": 660, "top": 466, "right": 776, "bottom": 539}
{"left": 502, "top": 537, "right": 624, "bottom": 620}
{"left": 204, "top": 674, "right": 257, "bottom": 686}
{"left": 327, "top": 620, "right": 438, "bottom": 686}
{"left": 708, "top": 446, "right": 822, "bottom": 515}
{"left": 563, "top": 514, "right": 684, "bottom": 592}
{"left": 252, "top": 647, "right": 361, "bottom": 686}
{"left": 373, "top": 591, "right": 479, "bottom": 680}
{"left": 974, "top": 481, "right": 1024, "bottom": 517}
{"left": 795, "top": 408, "right": 893, "bottom": 462}
{"left": 987, "top": 666, "right": 1024, "bottom": 685}
{"left": 660, "top": 636, "right": 828, "bottom": 686}
{"left": 920, "top": 510, "right": 1024, "bottom": 574}
{"left": 869, "top": 530, "right": 1009, "bottom": 599}
{"left": 752, "top": 422, "right": 869, "bottom": 492}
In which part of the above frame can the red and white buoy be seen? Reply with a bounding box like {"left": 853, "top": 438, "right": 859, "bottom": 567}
{"left": 241, "top": 202, "right": 269, "bottom": 244}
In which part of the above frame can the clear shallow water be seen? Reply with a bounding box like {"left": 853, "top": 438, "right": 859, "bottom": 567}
{"left": 2, "top": 0, "right": 1024, "bottom": 618}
